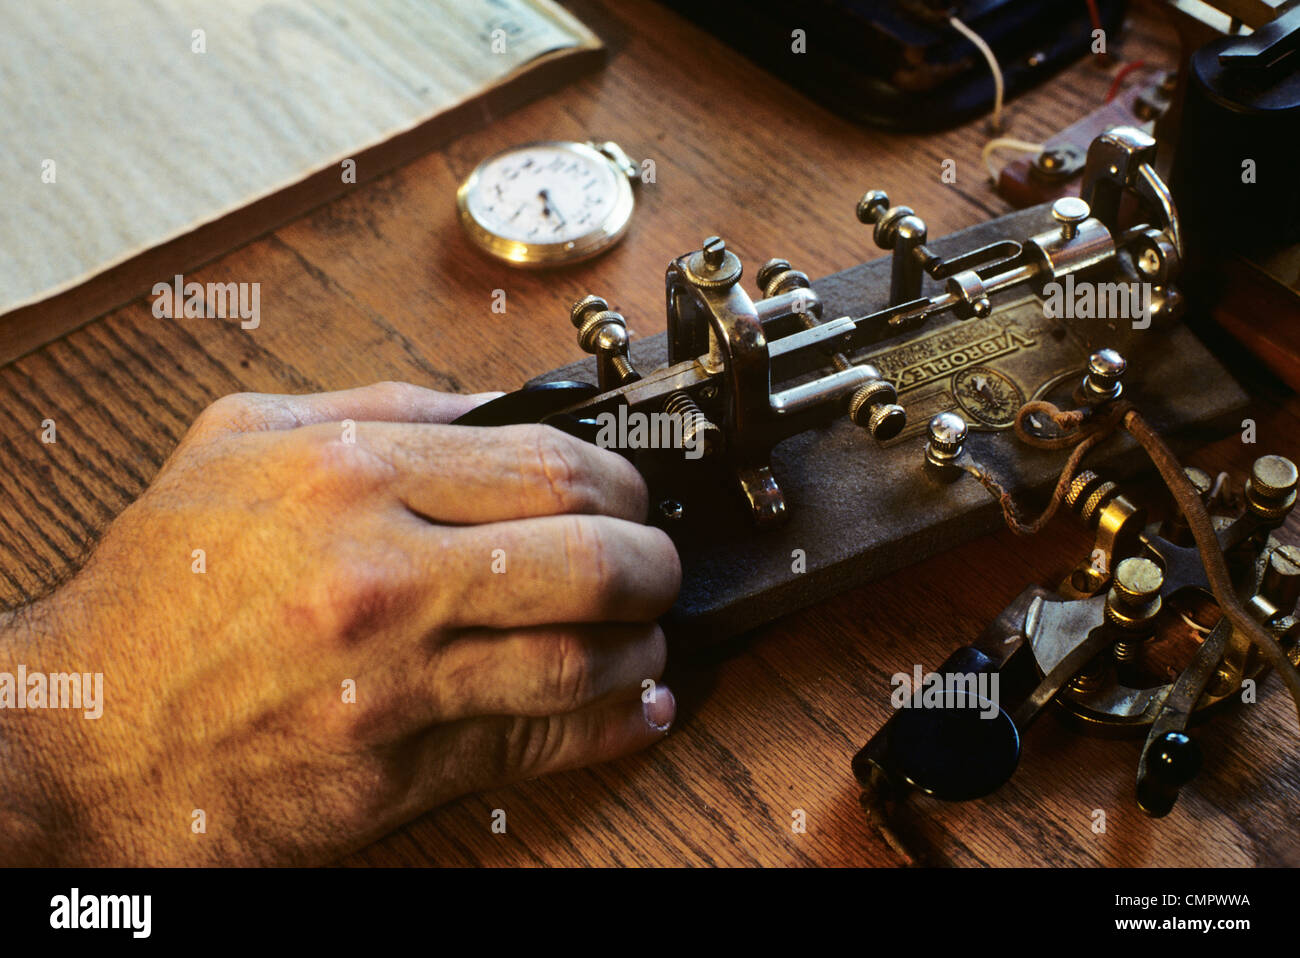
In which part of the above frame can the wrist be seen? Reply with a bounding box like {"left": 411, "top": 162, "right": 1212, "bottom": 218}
{"left": 0, "top": 589, "right": 105, "bottom": 865}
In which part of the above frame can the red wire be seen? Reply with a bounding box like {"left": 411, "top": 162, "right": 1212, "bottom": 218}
{"left": 1085, "top": 0, "right": 1104, "bottom": 39}
{"left": 1105, "top": 59, "right": 1146, "bottom": 102}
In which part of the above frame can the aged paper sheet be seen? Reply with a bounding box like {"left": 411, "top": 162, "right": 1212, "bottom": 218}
{"left": 0, "top": 0, "right": 598, "bottom": 319}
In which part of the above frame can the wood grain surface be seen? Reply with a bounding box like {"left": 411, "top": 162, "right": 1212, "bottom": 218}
{"left": 1, "top": 0, "right": 1296, "bottom": 866}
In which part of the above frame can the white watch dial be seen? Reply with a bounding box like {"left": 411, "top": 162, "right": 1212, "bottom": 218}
{"left": 457, "top": 140, "right": 637, "bottom": 266}
{"left": 466, "top": 143, "right": 620, "bottom": 245}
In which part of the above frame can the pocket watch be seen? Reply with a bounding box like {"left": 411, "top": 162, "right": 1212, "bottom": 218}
{"left": 456, "top": 140, "right": 639, "bottom": 268}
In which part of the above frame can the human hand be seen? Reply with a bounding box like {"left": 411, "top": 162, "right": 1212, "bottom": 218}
{"left": 0, "top": 382, "right": 680, "bottom": 865}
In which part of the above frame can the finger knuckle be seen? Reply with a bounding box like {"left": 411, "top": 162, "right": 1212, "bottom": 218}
{"left": 367, "top": 380, "right": 416, "bottom": 408}
{"left": 190, "top": 392, "right": 260, "bottom": 437}
{"left": 309, "top": 692, "right": 380, "bottom": 748}
{"left": 283, "top": 427, "right": 388, "bottom": 498}
{"left": 503, "top": 716, "right": 558, "bottom": 776}
{"left": 561, "top": 517, "right": 617, "bottom": 608}
{"left": 539, "top": 631, "right": 594, "bottom": 713}
{"left": 306, "top": 556, "right": 401, "bottom": 647}
{"left": 524, "top": 426, "right": 592, "bottom": 514}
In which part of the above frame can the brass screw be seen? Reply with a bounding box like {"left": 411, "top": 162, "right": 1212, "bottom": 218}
{"left": 686, "top": 235, "right": 741, "bottom": 287}
{"left": 1068, "top": 657, "right": 1107, "bottom": 694}
{"left": 1051, "top": 196, "right": 1091, "bottom": 241}
{"left": 1260, "top": 543, "right": 1300, "bottom": 615}
{"left": 701, "top": 235, "right": 727, "bottom": 268}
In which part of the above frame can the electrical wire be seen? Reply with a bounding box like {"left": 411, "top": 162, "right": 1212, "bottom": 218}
{"left": 1085, "top": 0, "right": 1104, "bottom": 43}
{"left": 1209, "top": 471, "right": 1229, "bottom": 504}
{"left": 1123, "top": 409, "right": 1300, "bottom": 732}
{"left": 1106, "top": 59, "right": 1147, "bottom": 103}
{"left": 981, "top": 137, "right": 1046, "bottom": 185}
{"left": 950, "top": 15, "right": 1004, "bottom": 132}
{"left": 995, "top": 396, "right": 1300, "bottom": 732}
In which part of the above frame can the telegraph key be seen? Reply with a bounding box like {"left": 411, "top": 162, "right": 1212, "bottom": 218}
{"left": 457, "top": 128, "right": 1246, "bottom": 643}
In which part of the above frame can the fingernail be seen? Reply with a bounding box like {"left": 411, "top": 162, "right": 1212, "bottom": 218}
{"left": 470, "top": 390, "right": 507, "bottom": 405}
{"left": 644, "top": 684, "right": 676, "bottom": 733}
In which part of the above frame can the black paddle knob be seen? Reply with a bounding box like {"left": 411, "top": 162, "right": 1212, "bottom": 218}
{"left": 450, "top": 381, "right": 600, "bottom": 427}
{"left": 1149, "top": 731, "right": 1202, "bottom": 788}
{"left": 884, "top": 691, "right": 1021, "bottom": 802}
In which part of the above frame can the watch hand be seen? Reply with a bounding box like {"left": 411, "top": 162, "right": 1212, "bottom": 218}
{"left": 538, "top": 189, "right": 567, "bottom": 227}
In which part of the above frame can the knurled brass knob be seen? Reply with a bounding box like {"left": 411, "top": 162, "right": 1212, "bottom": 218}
{"left": 1080, "top": 481, "right": 1121, "bottom": 526}
{"left": 1065, "top": 470, "right": 1104, "bottom": 511}
{"left": 755, "top": 258, "right": 814, "bottom": 302}
{"left": 571, "top": 300, "right": 626, "bottom": 352}
{"left": 686, "top": 235, "right": 742, "bottom": 287}
{"left": 1106, "top": 556, "right": 1164, "bottom": 632}
{"left": 847, "top": 378, "right": 906, "bottom": 441}
{"left": 1065, "top": 470, "right": 1121, "bottom": 527}
{"left": 570, "top": 294, "right": 637, "bottom": 388}
{"left": 570, "top": 294, "right": 608, "bottom": 327}
{"left": 1245, "top": 455, "right": 1298, "bottom": 522}
{"left": 756, "top": 258, "right": 793, "bottom": 294}
{"left": 856, "top": 190, "right": 890, "bottom": 225}
{"left": 1249, "top": 455, "right": 1298, "bottom": 498}
{"left": 867, "top": 402, "right": 907, "bottom": 441}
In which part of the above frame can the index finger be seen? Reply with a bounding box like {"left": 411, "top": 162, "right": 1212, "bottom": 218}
{"left": 192, "top": 381, "right": 501, "bottom": 437}
{"left": 357, "top": 421, "right": 650, "bottom": 525}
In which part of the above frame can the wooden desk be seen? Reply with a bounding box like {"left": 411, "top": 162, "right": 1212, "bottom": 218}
{"left": 2, "top": 0, "right": 1296, "bottom": 866}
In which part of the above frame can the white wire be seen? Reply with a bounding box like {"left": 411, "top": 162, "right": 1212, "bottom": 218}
{"left": 1209, "top": 471, "right": 1230, "bottom": 504}
{"left": 980, "top": 137, "right": 1045, "bottom": 184}
{"left": 950, "top": 14, "right": 1004, "bottom": 132}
